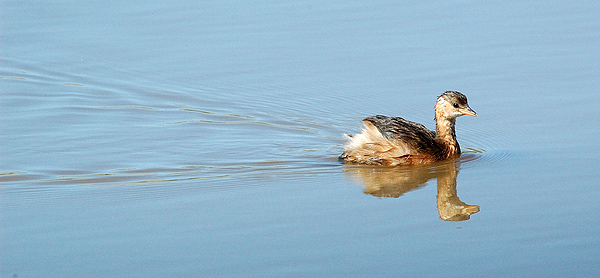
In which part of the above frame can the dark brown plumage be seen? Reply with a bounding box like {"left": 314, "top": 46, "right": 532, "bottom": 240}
{"left": 341, "top": 91, "right": 477, "bottom": 166}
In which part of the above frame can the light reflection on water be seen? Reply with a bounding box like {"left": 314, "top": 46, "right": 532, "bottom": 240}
{"left": 2, "top": 0, "right": 600, "bottom": 277}
{"left": 345, "top": 157, "right": 480, "bottom": 221}
{"left": 0, "top": 59, "right": 505, "bottom": 187}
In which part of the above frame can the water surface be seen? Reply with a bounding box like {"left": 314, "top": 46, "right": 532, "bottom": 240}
{"left": 2, "top": 0, "right": 600, "bottom": 277}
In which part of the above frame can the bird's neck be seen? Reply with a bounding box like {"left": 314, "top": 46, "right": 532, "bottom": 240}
{"left": 435, "top": 115, "right": 460, "bottom": 157}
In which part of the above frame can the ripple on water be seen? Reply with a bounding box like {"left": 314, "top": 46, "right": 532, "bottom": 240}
{"left": 1, "top": 58, "right": 509, "bottom": 198}
{"left": 455, "top": 122, "right": 511, "bottom": 168}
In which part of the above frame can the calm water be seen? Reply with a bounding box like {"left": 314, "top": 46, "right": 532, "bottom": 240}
{"left": 2, "top": 0, "right": 600, "bottom": 277}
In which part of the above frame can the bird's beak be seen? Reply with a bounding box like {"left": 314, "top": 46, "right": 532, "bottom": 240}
{"left": 459, "top": 107, "right": 478, "bottom": 117}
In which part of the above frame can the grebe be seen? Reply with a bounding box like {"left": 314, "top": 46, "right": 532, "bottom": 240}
{"left": 341, "top": 91, "right": 477, "bottom": 166}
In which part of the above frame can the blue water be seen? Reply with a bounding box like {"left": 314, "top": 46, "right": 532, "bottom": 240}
{"left": 2, "top": 0, "right": 600, "bottom": 277}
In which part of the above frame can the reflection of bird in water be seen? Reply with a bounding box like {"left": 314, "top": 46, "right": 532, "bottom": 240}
{"left": 434, "top": 162, "right": 480, "bottom": 221}
{"left": 344, "top": 159, "right": 479, "bottom": 221}
{"left": 345, "top": 163, "right": 435, "bottom": 198}
{"left": 341, "top": 91, "right": 477, "bottom": 166}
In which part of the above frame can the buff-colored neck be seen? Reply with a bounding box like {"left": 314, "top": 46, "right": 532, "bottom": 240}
{"left": 435, "top": 106, "right": 460, "bottom": 157}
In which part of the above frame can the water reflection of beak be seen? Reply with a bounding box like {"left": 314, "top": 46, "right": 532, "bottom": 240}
{"left": 463, "top": 204, "right": 480, "bottom": 214}
{"left": 459, "top": 107, "right": 478, "bottom": 117}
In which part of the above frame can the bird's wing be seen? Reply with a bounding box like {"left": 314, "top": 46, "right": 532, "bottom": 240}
{"left": 363, "top": 115, "right": 438, "bottom": 153}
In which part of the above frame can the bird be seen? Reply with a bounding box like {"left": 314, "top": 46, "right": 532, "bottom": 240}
{"left": 341, "top": 91, "right": 477, "bottom": 166}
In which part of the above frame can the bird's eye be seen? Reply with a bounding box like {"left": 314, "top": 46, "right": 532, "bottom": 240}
{"left": 452, "top": 103, "right": 459, "bottom": 108}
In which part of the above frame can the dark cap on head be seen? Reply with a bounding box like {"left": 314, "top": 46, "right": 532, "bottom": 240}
{"left": 439, "top": 91, "right": 468, "bottom": 106}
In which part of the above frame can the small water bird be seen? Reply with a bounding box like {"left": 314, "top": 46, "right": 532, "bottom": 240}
{"left": 341, "top": 91, "right": 477, "bottom": 166}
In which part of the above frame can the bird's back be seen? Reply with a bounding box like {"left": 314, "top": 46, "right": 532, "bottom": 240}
{"left": 342, "top": 115, "right": 445, "bottom": 165}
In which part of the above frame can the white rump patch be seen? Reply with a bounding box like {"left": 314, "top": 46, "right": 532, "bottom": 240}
{"left": 342, "top": 121, "right": 413, "bottom": 163}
